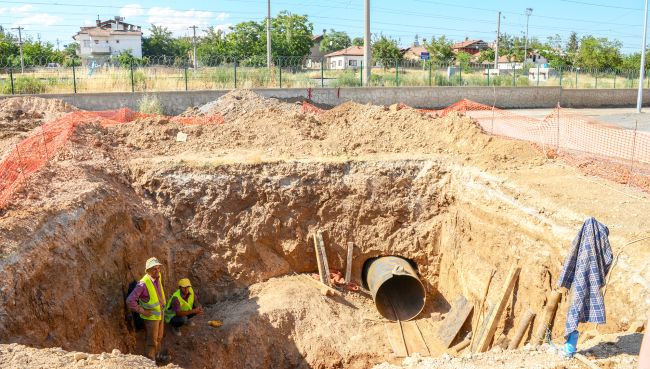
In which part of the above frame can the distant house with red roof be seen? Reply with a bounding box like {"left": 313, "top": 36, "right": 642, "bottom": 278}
{"left": 73, "top": 17, "right": 142, "bottom": 63}
{"left": 403, "top": 45, "right": 428, "bottom": 61}
{"left": 324, "top": 46, "right": 364, "bottom": 70}
{"left": 452, "top": 39, "right": 489, "bottom": 55}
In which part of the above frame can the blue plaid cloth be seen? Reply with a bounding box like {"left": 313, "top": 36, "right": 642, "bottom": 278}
{"left": 558, "top": 217, "right": 613, "bottom": 338}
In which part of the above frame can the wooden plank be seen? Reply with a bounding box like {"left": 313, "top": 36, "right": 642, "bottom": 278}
{"left": 402, "top": 320, "right": 430, "bottom": 356}
{"left": 385, "top": 322, "right": 408, "bottom": 357}
{"left": 345, "top": 242, "right": 354, "bottom": 283}
{"left": 312, "top": 231, "right": 330, "bottom": 286}
{"left": 449, "top": 337, "right": 471, "bottom": 355}
{"left": 299, "top": 274, "right": 341, "bottom": 297}
{"left": 470, "top": 269, "right": 496, "bottom": 351}
{"left": 436, "top": 295, "right": 474, "bottom": 348}
{"left": 475, "top": 266, "right": 521, "bottom": 353}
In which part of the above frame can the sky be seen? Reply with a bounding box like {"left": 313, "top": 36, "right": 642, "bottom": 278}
{"left": 0, "top": 0, "right": 647, "bottom": 54}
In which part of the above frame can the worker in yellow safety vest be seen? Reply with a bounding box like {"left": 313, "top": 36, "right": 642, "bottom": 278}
{"left": 164, "top": 278, "right": 204, "bottom": 336}
{"left": 126, "top": 257, "right": 168, "bottom": 362}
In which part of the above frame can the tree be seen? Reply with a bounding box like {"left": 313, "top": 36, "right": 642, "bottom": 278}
{"left": 352, "top": 37, "right": 364, "bottom": 47}
{"left": 227, "top": 21, "right": 265, "bottom": 60}
{"left": 576, "top": 36, "right": 622, "bottom": 70}
{"left": 425, "top": 36, "right": 454, "bottom": 64}
{"left": 455, "top": 51, "right": 471, "bottom": 72}
{"left": 197, "top": 27, "right": 232, "bottom": 64}
{"left": 372, "top": 35, "right": 402, "bottom": 67}
{"left": 320, "top": 29, "right": 350, "bottom": 53}
{"left": 268, "top": 11, "right": 314, "bottom": 62}
{"left": 566, "top": 32, "right": 579, "bottom": 66}
{"left": 143, "top": 25, "right": 172, "bottom": 56}
{"left": 477, "top": 48, "right": 495, "bottom": 64}
{"left": 620, "top": 52, "right": 650, "bottom": 71}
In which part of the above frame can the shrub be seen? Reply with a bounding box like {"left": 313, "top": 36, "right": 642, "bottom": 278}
{"left": 1, "top": 76, "right": 47, "bottom": 94}
{"left": 138, "top": 94, "right": 165, "bottom": 115}
{"left": 332, "top": 70, "right": 361, "bottom": 87}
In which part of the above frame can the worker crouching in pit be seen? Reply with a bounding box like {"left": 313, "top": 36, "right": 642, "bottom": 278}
{"left": 164, "top": 278, "right": 204, "bottom": 336}
{"left": 126, "top": 257, "right": 170, "bottom": 363}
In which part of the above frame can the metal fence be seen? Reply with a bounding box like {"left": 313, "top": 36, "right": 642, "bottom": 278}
{"left": 1, "top": 55, "right": 648, "bottom": 95}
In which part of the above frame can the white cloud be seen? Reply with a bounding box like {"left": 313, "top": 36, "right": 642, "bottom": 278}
{"left": 12, "top": 4, "right": 34, "bottom": 13}
{"left": 13, "top": 14, "right": 64, "bottom": 29}
{"left": 120, "top": 4, "right": 144, "bottom": 18}
{"left": 146, "top": 7, "right": 230, "bottom": 36}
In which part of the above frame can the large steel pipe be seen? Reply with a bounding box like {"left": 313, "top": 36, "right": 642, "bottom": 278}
{"left": 363, "top": 256, "right": 426, "bottom": 321}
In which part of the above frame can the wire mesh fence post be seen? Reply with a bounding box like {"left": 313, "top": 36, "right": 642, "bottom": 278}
{"left": 459, "top": 65, "right": 462, "bottom": 86}
{"left": 321, "top": 59, "right": 324, "bottom": 87}
{"left": 647, "top": 69, "right": 649, "bottom": 88}
{"left": 613, "top": 70, "right": 616, "bottom": 88}
{"left": 595, "top": 72, "right": 598, "bottom": 89}
{"left": 130, "top": 59, "right": 135, "bottom": 93}
{"left": 395, "top": 59, "right": 399, "bottom": 86}
{"left": 537, "top": 64, "right": 540, "bottom": 87}
{"left": 72, "top": 61, "right": 77, "bottom": 94}
{"left": 360, "top": 61, "right": 363, "bottom": 86}
{"left": 559, "top": 67, "right": 563, "bottom": 87}
{"left": 575, "top": 69, "right": 578, "bottom": 89}
{"left": 9, "top": 68, "right": 14, "bottom": 95}
{"left": 184, "top": 63, "right": 188, "bottom": 91}
{"left": 556, "top": 102, "right": 561, "bottom": 152}
{"left": 429, "top": 62, "right": 432, "bottom": 86}
{"left": 512, "top": 65, "right": 516, "bottom": 87}
{"left": 487, "top": 66, "right": 490, "bottom": 86}
{"left": 279, "top": 57, "right": 282, "bottom": 88}
{"left": 234, "top": 60, "right": 237, "bottom": 89}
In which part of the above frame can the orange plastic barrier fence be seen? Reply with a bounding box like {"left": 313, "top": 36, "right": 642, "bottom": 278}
{"left": 301, "top": 101, "right": 325, "bottom": 114}
{"left": 437, "top": 99, "right": 650, "bottom": 191}
{"left": 0, "top": 109, "right": 224, "bottom": 207}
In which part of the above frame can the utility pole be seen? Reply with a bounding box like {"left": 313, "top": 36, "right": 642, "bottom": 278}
{"left": 267, "top": 0, "right": 272, "bottom": 69}
{"left": 56, "top": 38, "right": 60, "bottom": 51}
{"left": 637, "top": 0, "right": 649, "bottom": 113}
{"left": 12, "top": 26, "right": 24, "bottom": 73}
{"left": 189, "top": 25, "right": 198, "bottom": 68}
{"left": 363, "top": 0, "right": 371, "bottom": 85}
{"left": 494, "top": 12, "right": 501, "bottom": 70}
{"left": 524, "top": 8, "right": 533, "bottom": 63}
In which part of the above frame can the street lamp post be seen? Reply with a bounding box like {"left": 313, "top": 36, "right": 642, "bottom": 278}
{"left": 637, "top": 0, "right": 649, "bottom": 113}
{"left": 524, "top": 8, "right": 533, "bottom": 63}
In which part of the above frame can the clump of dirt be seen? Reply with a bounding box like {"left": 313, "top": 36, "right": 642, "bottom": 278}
{"left": 0, "top": 343, "right": 181, "bottom": 369}
{"left": 0, "top": 96, "right": 78, "bottom": 157}
{"left": 181, "top": 89, "right": 300, "bottom": 120}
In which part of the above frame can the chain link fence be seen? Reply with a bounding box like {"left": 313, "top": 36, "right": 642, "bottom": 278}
{"left": 1, "top": 55, "right": 649, "bottom": 94}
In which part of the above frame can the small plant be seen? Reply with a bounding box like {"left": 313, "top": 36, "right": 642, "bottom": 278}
{"left": 333, "top": 70, "right": 361, "bottom": 87}
{"left": 1, "top": 76, "right": 47, "bottom": 94}
{"left": 138, "top": 94, "right": 165, "bottom": 115}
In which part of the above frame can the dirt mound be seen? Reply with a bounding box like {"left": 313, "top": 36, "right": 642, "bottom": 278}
{"left": 0, "top": 343, "right": 180, "bottom": 369}
{"left": 182, "top": 89, "right": 300, "bottom": 120}
{"left": 0, "top": 96, "right": 78, "bottom": 158}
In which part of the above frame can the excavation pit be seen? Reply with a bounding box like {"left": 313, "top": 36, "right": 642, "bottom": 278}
{"left": 0, "top": 93, "right": 647, "bottom": 369}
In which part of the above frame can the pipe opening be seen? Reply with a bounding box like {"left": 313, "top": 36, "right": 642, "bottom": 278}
{"left": 362, "top": 256, "right": 426, "bottom": 321}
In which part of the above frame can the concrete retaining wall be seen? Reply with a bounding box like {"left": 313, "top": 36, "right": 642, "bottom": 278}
{"left": 4, "top": 87, "right": 650, "bottom": 114}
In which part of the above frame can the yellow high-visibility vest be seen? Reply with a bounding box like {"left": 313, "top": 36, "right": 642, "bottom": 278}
{"left": 164, "top": 287, "right": 194, "bottom": 323}
{"left": 138, "top": 274, "right": 165, "bottom": 321}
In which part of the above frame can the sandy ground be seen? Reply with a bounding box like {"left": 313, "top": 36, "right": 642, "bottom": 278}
{"left": 0, "top": 91, "right": 647, "bottom": 368}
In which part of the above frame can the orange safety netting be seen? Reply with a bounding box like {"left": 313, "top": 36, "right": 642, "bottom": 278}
{"left": 0, "top": 108, "right": 224, "bottom": 207}
{"left": 301, "top": 101, "right": 325, "bottom": 114}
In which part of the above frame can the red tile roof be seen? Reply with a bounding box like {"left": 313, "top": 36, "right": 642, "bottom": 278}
{"left": 452, "top": 39, "right": 484, "bottom": 49}
{"left": 324, "top": 46, "right": 364, "bottom": 57}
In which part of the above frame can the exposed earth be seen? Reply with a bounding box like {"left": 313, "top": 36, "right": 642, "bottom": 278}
{"left": 0, "top": 92, "right": 647, "bottom": 369}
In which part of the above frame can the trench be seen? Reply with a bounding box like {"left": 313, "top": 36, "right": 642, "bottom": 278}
{"left": 1, "top": 158, "right": 568, "bottom": 369}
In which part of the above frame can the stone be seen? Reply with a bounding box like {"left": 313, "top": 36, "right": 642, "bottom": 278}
{"left": 628, "top": 320, "right": 646, "bottom": 333}
{"left": 111, "top": 349, "right": 121, "bottom": 355}
{"left": 73, "top": 353, "right": 88, "bottom": 361}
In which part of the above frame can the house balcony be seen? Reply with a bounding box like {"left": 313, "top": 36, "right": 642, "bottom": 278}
{"left": 90, "top": 45, "right": 111, "bottom": 54}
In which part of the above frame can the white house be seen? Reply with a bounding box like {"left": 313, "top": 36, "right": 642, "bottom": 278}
{"left": 73, "top": 17, "right": 142, "bottom": 63}
{"left": 325, "top": 46, "right": 364, "bottom": 70}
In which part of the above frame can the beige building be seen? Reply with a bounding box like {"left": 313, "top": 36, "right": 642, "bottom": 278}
{"left": 324, "top": 46, "right": 364, "bottom": 70}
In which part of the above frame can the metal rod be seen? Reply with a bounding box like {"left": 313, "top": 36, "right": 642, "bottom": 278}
{"left": 364, "top": 0, "right": 371, "bottom": 85}
{"left": 267, "top": 0, "right": 272, "bottom": 70}
{"left": 9, "top": 68, "right": 14, "bottom": 95}
{"left": 72, "top": 61, "right": 77, "bottom": 94}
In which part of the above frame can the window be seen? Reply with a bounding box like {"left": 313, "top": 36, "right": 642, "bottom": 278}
{"left": 116, "top": 39, "right": 120, "bottom": 43}
{"left": 105, "top": 40, "right": 109, "bottom": 43}
{"left": 94, "top": 40, "right": 99, "bottom": 44}
{"left": 338, "top": 60, "right": 342, "bottom": 66}
{"left": 83, "top": 40, "right": 90, "bottom": 47}
{"left": 349, "top": 60, "right": 357, "bottom": 67}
